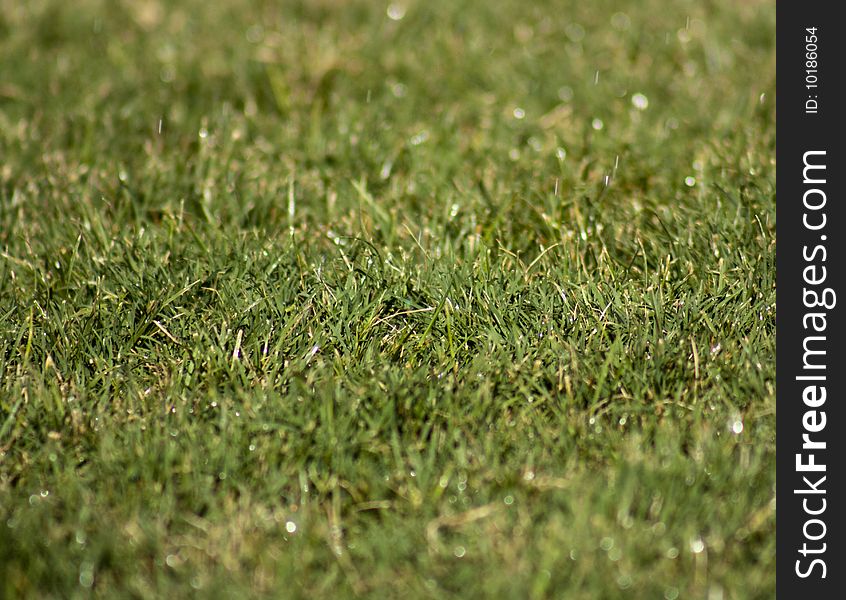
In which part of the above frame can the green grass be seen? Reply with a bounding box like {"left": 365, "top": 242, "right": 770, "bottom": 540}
{"left": 0, "top": 0, "right": 775, "bottom": 597}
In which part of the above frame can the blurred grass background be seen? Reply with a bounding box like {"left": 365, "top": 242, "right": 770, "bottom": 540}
{"left": 1, "top": 0, "right": 774, "bottom": 597}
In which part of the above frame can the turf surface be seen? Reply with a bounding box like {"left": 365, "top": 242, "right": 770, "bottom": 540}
{"left": 1, "top": 0, "right": 775, "bottom": 597}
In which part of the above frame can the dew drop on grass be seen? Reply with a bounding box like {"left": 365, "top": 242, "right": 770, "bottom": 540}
{"left": 386, "top": 4, "right": 406, "bottom": 21}
{"left": 731, "top": 419, "right": 744, "bottom": 435}
{"left": 453, "top": 546, "right": 466, "bottom": 558}
{"left": 513, "top": 107, "right": 526, "bottom": 119}
{"left": 557, "top": 86, "right": 574, "bottom": 102}
{"left": 685, "top": 176, "right": 696, "bottom": 187}
{"left": 608, "top": 547, "right": 622, "bottom": 561}
{"left": 708, "top": 585, "right": 725, "bottom": 600}
{"left": 631, "top": 93, "right": 649, "bottom": 110}
{"left": 666, "top": 547, "right": 679, "bottom": 559}
{"left": 79, "top": 569, "right": 94, "bottom": 588}
{"left": 556, "top": 147, "right": 567, "bottom": 160}
{"left": 504, "top": 495, "right": 514, "bottom": 505}
{"left": 380, "top": 160, "right": 393, "bottom": 180}
{"left": 611, "top": 12, "right": 631, "bottom": 30}
{"left": 285, "top": 520, "right": 297, "bottom": 533}
{"left": 391, "top": 82, "right": 407, "bottom": 97}
{"left": 410, "top": 130, "right": 428, "bottom": 146}
{"left": 665, "top": 587, "right": 680, "bottom": 600}
{"left": 565, "top": 23, "right": 585, "bottom": 42}
{"left": 591, "top": 118, "right": 604, "bottom": 130}
{"left": 690, "top": 537, "right": 705, "bottom": 553}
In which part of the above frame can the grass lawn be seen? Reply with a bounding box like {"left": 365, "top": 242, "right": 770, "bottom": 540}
{"left": 0, "top": 0, "right": 775, "bottom": 597}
